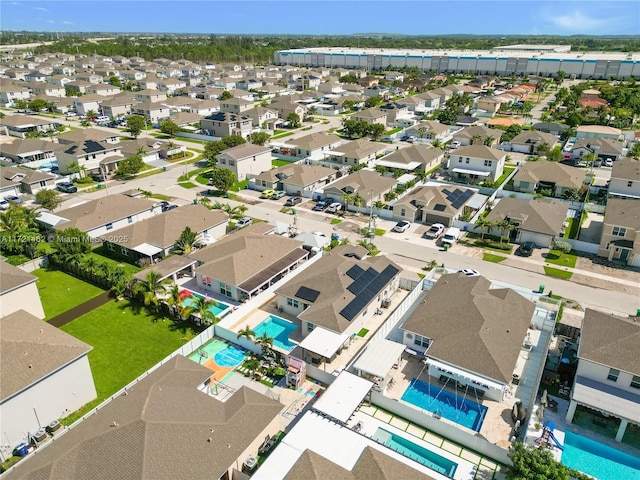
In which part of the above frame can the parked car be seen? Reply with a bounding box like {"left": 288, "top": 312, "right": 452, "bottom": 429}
{"left": 285, "top": 196, "right": 302, "bottom": 206}
{"left": 604, "top": 158, "right": 613, "bottom": 167}
{"left": 313, "top": 199, "right": 330, "bottom": 211}
{"left": 162, "top": 204, "right": 178, "bottom": 212}
{"left": 4, "top": 195, "right": 22, "bottom": 204}
{"left": 90, "top": 173, "right": 105, "bottom": 182}
{"left": 326, "top": 202, "right": 342, "bottom": 213}
{"left": 236, "top": 217, "right": 253, "bottom": 229}
{"left": 272, "top": 190, "right": 286, "bottom": 199}
{"left": 517, "top": 241, "right": 535, "bottom": 257}
{"left": 424, "top": 223, "right": 445, "bottom": 239}
{"left": 441, "top": 227, "right": 462, "bottom": 246}
{"left": 0, "top": 199, "right": 9, "bottom": 210}
{"left": 392, "top": 221, "right": 411, "bottom": 233}
{"left": 260, "top": 189, "right": 276, "bottom": 199}
{"left": 450, "top": 141, "right": 461, "bottom": 149}
{"left": 458, "top": 269, "right": 480, "bottom": 277}
{"left": 56, "top": 182, "right": 78, "bottom": 193}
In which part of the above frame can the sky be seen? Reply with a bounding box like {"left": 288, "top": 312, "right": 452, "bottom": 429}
{"left": 1, "top": 1, "right": 639, "bottom": 36}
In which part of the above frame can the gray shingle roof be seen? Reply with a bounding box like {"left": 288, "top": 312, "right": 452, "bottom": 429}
{"left": 0, "top": 262, "right": 38, "bottom": 295}
{"left": 579, "top": 309, "right": 640, "bottom": 375}
{"left": 485, "top": 197, "right": 569, "bottom": 236}
{"left": 611, "top": 157, "right": 640, "bottom": 181}
{"left": 603, "top": 198, "right": 640, "bottom": 230}
{"left": 512, "top": 161, "right": 586, "bottom": 190}
{"left": 4, "top": 355, "right": 283, "bottom": 480}
{"left": 401, "top": 274, "right": 535, "bottom": 383}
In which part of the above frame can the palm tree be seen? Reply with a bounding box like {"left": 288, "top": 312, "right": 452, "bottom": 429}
{"left": 193, "top": 295, "right": 220, "bottom": 327}
{"left": 96, "top": 262, "right": 112, "bottom": 280}
{"left": 495, "top": 218, "right": 516, "bottom": 243}
{"left": 221, "top": 203, "right": 248, "bottom": 220}
{"left": 199, "top": 196, "right": 211, "bottom": 208}
{"left": 86, "top": 110, "right": 98, "bottom": 121}
{"left": 473, "top": 216, "right": 495, "bottom": 240}
{"left": 340, "top": 191, "right": 356, "bottom": 212}
{"left": 582, "top": 152, "right": 597, "bottom": 168}
{"left": 432, "top": 139, "right": 444, "bottom": 150}
{"left": 484, "top": 136, "right": 495, "bottom": 146}
{"left": 81, "top": 256, "right": 98, "bottom": 275}
{"left": 373, "top": 200, "right": 385, "bottom": 216}
{"left": 256, "top": 332, "right": 274, "bottom": 359}
{"left": 237, "top": 325, "right": 256, "bottom": 342}
{"left": 174, "top": 226, "right": 202, "bottom": 255}
{"left": 471, "top": 135, "right": 482, "bottom": 145}
{"left": 133, "top": 271, "right": 170, "bottom": 311}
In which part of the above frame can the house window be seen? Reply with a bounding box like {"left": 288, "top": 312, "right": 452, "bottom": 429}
{"left": 612, "top": 226, "right": 626, "bottom": 237}
{"left": 106, "top": 223, "right": 113, "bottom": 231}
{"left": 107, "top": 242, "right": 115, "bottom": 251}
{"left": 458, "top": 158, "right": 462, "bottom": 163}
{"left": 220, "top": 283, "right": 232, "bottom": 297}
{"left": 484, "top": 160, "right": 492, "bottom": 167}
{"left": 465, "top": 158, "right": 470, "bottom": 164}
{"left": 307, "top": 322, "right": 315, "bottom": 332}
{"left": 229, "top": 160, "right": 235, "bottom": 166}
{"left": 219, "top": 159, "right": 226, "bottom": 165}
{"left": 631, "top": 375, "right": 640, "bottom": 389}
{"left": 120, "top": 247, "right": 128, "bottom": 256}
{"left": 400, "top": 208, "right": 406, "bottom": 216}
{"left": 628, "top": 181, "right": 633, "bottom": 188}
{"left": 127, "top": 216, "right": 132, "bottom": 224}
{"left": 287, "top": 298, "right": 299, "bottom": 308}
{"left": 413, "top": 334, "right": 430, "bottom": 348}
{"left": 607, "top": 368, "right": 620, "bottom": 382}
{"left": 39, "top": 180, "right": 47, "bottom": 187}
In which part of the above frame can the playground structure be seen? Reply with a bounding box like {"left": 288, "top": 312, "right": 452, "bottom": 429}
{"left": 536, "top": 421, "right": 564, "bottom": 451}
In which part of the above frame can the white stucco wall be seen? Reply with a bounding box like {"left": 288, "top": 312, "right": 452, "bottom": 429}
{"left": 0, "top": 355, "right": 96, "bottom": 446}
{"left": 0, "top": 282, "right": 45, "bottom": 319}
{"left": 577, "top": 359, "right": 640, "bottom": 396}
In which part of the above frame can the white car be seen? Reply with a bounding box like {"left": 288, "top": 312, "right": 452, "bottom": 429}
{"left": 392, "top": 221, "right": 411, "bottom": 233}
{"left": 327, "top": 202, "right": 342, "bottom": 213}
{"left": 236, "top": 217, "right": 253, "bottom": 229}
{"left": 603, "top": 158, "right": 613, "bottom": 167}
{"left": 458, "top": 269, "right": 480, "bottom": 277}
{"left": 424, "top": 223, "right": 445, "bottom": 239}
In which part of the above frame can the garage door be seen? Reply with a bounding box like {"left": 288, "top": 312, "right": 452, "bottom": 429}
{"left": 519, "top": 231, "right": 553, "bottom": 248}
{"left": 631, "top": 253, "right": 640, "bottom": 267}
{"left": 424, "top": 213, "right": 451, "bottom": 227}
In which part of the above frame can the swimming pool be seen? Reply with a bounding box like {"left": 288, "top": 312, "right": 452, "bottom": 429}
{"left": 562, "top": 430, "right": 640, "bottom": 479}
{"left": 254, "top": 315, "right": 298, "bottom": 352}
{"left": 373, "top": 428, "right": 457, "bottom": 477}
{"left": 182, "top": 292, "right": 231, "bottom": 318}
{"left": 189, "top": 338, "right": 246, "bottom": 367}
{"left": 401, "top": 379, "right": 487, "bottom": 432}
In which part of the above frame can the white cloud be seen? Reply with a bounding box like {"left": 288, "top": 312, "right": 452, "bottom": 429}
{"left": 46, "top": 20, "right": 55, "bottom": 24}
{"left": 63, "top": 21, "right": 75, "bottom": 25}
{"left": 548, "top": 10, "right": 621, "bottom": 32}
{"left": 34, "top": 6, "right": 48, "bottom": 11}
{"left": 11, "top": 2, "right": 23, "bottom": 5}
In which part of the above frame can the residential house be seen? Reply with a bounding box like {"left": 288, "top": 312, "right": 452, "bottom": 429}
{"left": 350, "top": 108, "right": 388, "bottom": 126}
{"left": 1, "top": 138, "right": 57, "bottom": 166}
{"left": 576, "top": 125, "right": 622, "bottom": 140}
{"left": 156, "top": 77, "right": 187, "bottom": 95}
{"left": 244, "top": 106, "right": 279, "bottom": 129}
{"left": 565, "top": 309, "right": 640, "bottom": 443}
{"left": 400, "top": 273, "right": 535, "bottom": 402}
{"left": 220, "top": 97, "right": 254, "bottom": 114}
{"left": 452, "top": 125, "right": 498, "bottom": 147}
{"left": 200, "top": 112, "right": 253, "bottom": 139}
{"left": 404, "top": 121, "right": 452, "bottom": 144}
{"left": 597, "top": 198, "right": 640, "bottom": 266}
{"left": 287, "top": 132, "right": 342, "bottom": 160}
{"left": 0, "top": 262, "right": 45, "bottom": 319}
{"left": 38, "top": 196, "right": 160, "bottom": 239}
{"left": 85, "top": 84, "right": 121, "bottom": 96}
{"left": 1, "top": 165, "right": 57, "bottom": 194}
{"left": 363, "top": 85, "right": 390, "bottom": 100}
{"left": 512, "top": 161, "right": 586, "bottom": 197}
{"left": 269, "top": 97, "right": 307, "bottom": 120}
{"left": 324, "top": 138, "right": 387, "bottom": 167}
{"left": 416, "top": 91, "right": 441, "bottom": 111}
{"left": 475, "top": 97, "right": 504, "bottom": 117}
{"left": 379, "top": 101, "right": 410, "bottom": 125}
{"left": 0, "top": 82, "right": 30, "bottom": 107}
{"left": 119, "top": 137, "right": 167, "bottom": 163}
{"left": 400, "top": 95, "right": 427, "bottom": 113}
{"left": 130, "top": 101, "right": 171, "bottom": 126}
{"left": 0, "top": 115, "right": 60, "bottom": 139}
{"left": 30, "top": 83, "right": 65, "bottom": 98}
{"left": 323, "top": 169, "right": 397, "bottom": 208}
{"left": 0, "top": 310, "right": 97, "bottom": 449}
{"left": 55, "top": 130, "right": 122, "bottom": 175}
{"left": 572, "top": 138, "right": 624, "bottom": 161}
{"left": 385, "top": 71, "right": 405, "bottom": 82}
{"left": 99, "top": 93, "right": 139, "bottom": 120}
{"left": 448, "top": 145, "right": 506, "bottom": 183}
{"left": 608, "top": 158, "right": 640, "bottom": 199}
{"left": 317, "top": 81, "right": 346, "bottom": 95}
{"left": 509, "top": 131, "right": 559, "bottom": 155}
{"left": 3, "top": 355, "right": 283, "bottom": 480}
{"left": 217, "top": 143, "right": 273, "bottom": 181}
{"left": 134, "top": 89, "right": 167, "bottom": 103}
{"left": 74, "top": 72, "right": 103, "bottom": 84}
{"left": 252, "top": 163, "right": 339, "bottom": 198}
{"left": 101, "top": 204, "right": 228, "bottom": 264}
{"left": 533, "top": 122, "right": 569, "bottom": 137}
{"left": 185, "top": 99, "right": 220, "bottom": 116}
{"left": 72, "top": 94, "right": 104, "bottom": 116}
{"left": 64, "top": 80, "right": 92, "bottom": 95}
{"left": 45, "top": 75, "right": 73, "bottom": 87}
{"left": 485, "top": 197, "right": 570, "bottom": 247}
{"left": 375, "top": 145, "right": 445, "bottom": 176}
{"left": 191, "top": 228, "right": 308, "bottom": 302}
{"left": 392, "top": 185, "right": 477, "bottom": 226}
{"left": 275, "top": 251, "right": 400, "bottom": 341}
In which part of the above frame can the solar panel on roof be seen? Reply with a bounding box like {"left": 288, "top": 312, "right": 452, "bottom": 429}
{"left": 433, "top": 204, "right": 446, "bottom": 212}
{"left": 346, "top": 264, "right": 365, "bottom": 280}
{"left": 347, "top": 267, "right": 377, "bottom": 295}
{"left": 84, "top": 140, "right": 105, "bottom": 154}
{"left": 295, "top": 286, "right": 320, "bottom": 303}
{"left": 450, "top": 189, "right": 474, "bottom": 209}
{"left": 339, "top": 264, "right": 400, "bottom": 321}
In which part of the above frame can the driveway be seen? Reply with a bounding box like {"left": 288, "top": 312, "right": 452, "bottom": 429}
{"left": 578, "top": 213, "right": 603, "bottom": 243}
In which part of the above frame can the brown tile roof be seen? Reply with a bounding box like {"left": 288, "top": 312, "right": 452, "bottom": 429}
{"left": 0, "top": 261, "right": 38, "bottom": 295}
{"left": 611, "top": 157, "right": 640, "bottom": 181}
{"left": 275, "top": 254, "right": 400, "bottom": 334}
{"left": 284, "top": 446, "right": 436, "bottom": 480}
{"left": 401, "top": 274, "right": 535, "bottom": 383}
{"left": 288, "top": 132, "right": 342, "bottom": 151}
{"left": 395, "top": 185, "right": 475, "bottom": 216}
{"left": 380, "top": 145, "right": 445, "bottom": 166}
{"left": 452, "top": 144, "right": 505, "bottom": 161}
{"left": 579, "top": 309, "right": 640, "bottom": 375}
{"left": 572, "top": 137, "right": 623, "bottom": 155}
{"left": 452, "top": 125, "right": 494, "bottom": 141}
{"left": 219, "top": 143, "right": 271, "bottom": 160}
{"left": 4, "top": 355, "right": 283, "bottom": 480}
{"left": 1, "top": 165, "right": 56, "bottom": 184}
{"left": 51, "top": 196, "right": 157, "bottom": 232}
{"left": 1, "top": 310, "right": 92, "bottom": 401}
{"left": 100, "top": 204, "right": 227, "bottom": 250}
{"left": 253, "top": 163, "right": 335, "bottom": 187}
{"left": 512, "top": 161, "right": 586, "bottom": 190}
{"left": 324, "top": 169, "right": 397, "bottom": 199}
{"left": 485, "top": 197, "right": 569, "bottom": 236}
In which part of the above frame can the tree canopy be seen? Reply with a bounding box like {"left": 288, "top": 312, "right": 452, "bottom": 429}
{"left": 126, "top": 115, "right": 146, "bottom": 138}
{"left": 160, "top": 118, "right": 181, "bottom": 137}
{"left": 115, "top": 155, "right": 145, "bottom": 177}
{"left": 208, "top": 168, "right": 237, "bottom": 192}
{"left": 35, "top": 188, "right": 62, "bottom": 211}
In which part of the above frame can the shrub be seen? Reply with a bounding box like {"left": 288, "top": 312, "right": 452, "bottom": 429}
{"left": 553, "top": 240, "right": 572, "bottom": 254}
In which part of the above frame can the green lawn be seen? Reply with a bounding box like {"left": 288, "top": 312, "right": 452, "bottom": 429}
{"left": 544, "top": 266, "right": 573, "bottom": 279}
{"left": 494, "top": 166, "right": 515, "bottom": 186}
{"left": 60, "top": 300, "right": 200, "bottom": 402}
{"left": 544, "top": 250, "right": 577, "bottom": 268}
{"left": 33, "top": 268, "right": 105, "bottom": 319}
{"left": 90, "top": 246, "right": 142, "bottom": 275}
{"left": 483, "top": 253, "right": 507, "bottom": 263}
{"left": 178, "top": 181, "right": 197, "bottom": 189}
{"left": 330, "top": 218, "right": 342, "bottom": 225}
{"left": 272, "top": 159, "right": 291, "bottom": 167}
{"left": 272, "top": 132, "right": 294, "bottom": 139}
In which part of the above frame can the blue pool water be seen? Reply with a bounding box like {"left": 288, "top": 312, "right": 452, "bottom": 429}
{"left": 401, "top": 379, "right": 487, "bottom": 432}
{"left": 214, "top": 345, "right": 245, "bottom": 367}
{"left": 373, "top": 428, "right": 457, "bottom": 477}
{"left": 182, "top": 292, "right": 231, "bottom": 318}
{"left": 562, "top": 430, "right": 640, "bottom": 480}
{"left": 254, "top": 315, "right": 298, "bottom": 352}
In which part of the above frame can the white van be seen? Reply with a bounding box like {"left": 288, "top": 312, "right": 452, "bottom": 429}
{"left": 441, "top": 227, "right": 462, "bottom": 246}
{"left": 95, "top": 116, "right": 110, "bottom": 123}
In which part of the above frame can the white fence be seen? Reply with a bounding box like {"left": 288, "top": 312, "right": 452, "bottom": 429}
{"left": 17, "top": 256, "right": 49, "bottom": 272}
{"left": 177, "top": 131, "right": 219, "bottom": 142}
{"left": 562, "top": 238, "right": 599, "bottom": 254}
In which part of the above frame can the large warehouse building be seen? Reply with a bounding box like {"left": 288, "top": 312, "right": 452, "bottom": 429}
{"left": 274, "top": 46, "right": 640, "bottom": 79}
